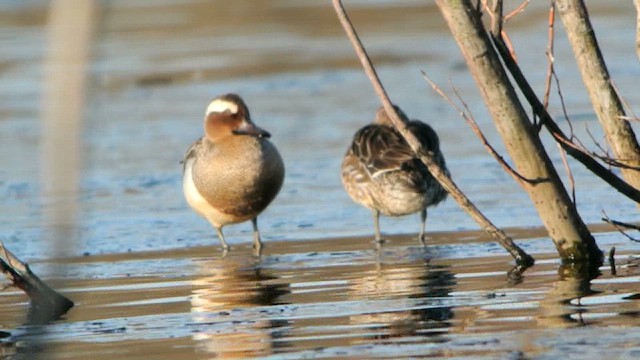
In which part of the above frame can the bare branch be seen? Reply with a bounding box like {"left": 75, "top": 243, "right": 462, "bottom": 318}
{"left": 556, "top": 0, "right": 640, "bottom": 190}
{"left": 542, "top": 10, "right": 577, "bottom": 205}
{"left": 620, "top": 115, "right": 640, "bottom": 122}
{"left": 483, "top": 0, "right": 529, "bottom": 63}
{"left": 504, "top": 0, "right": 531, "bottom": 22}
{"left": 332, "top": 0, "right": 533, "bottom": 265}
{"left": 423, "top": 71, "right": 545, "bottom": 186}
{"left": 0, "top": 240, "right": 74, "bottom": 322}
{"left": 452, "top": 88, "right": 543, "bottom": 186}
{"left": 481, "top": 0, "right": 500, "bottom": 34}
{"left": 489, "top": 32, "right": 640, "bottom": 204}
{"left": 557, "top": 143, "right": 576, "bottom": 203}
{"left": 501, "top": 30, "right": 519, "bottom": 63}
{"left": 495, "top": 1, "right": 640, "bottom": 192}
{"left": 439, "top": 0, "right": 606, "bottom": 262}
{"left": 602, "top": 211, "right": 640, "bottom": 243}
{"left": 579, "top": 125, "right": 640, "bottom": 171}
{"left": 552, "top": 71, "right": 575, "bottom": 138}
{"left": 492, "top": 0, "right": 503, "bottom": 34}
{"left": 543, "top": 2, "right": 556, "bottom": 109}
{"left": 584, "top": 125, "right": 612, "bottom": 161}
{"left": 613, "top": 82, "right": 639, "bottom": 125}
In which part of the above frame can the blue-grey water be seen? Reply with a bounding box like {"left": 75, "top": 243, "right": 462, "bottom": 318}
{"left": 1, "top": 1, "right": 639, "bottom": 359}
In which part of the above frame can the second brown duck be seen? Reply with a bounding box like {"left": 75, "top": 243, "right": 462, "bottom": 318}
{"left": 341, "top": 105, "right": 448, "bottom": 243}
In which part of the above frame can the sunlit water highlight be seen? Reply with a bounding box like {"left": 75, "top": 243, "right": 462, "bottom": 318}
{"left": 1, "top": 1, "right": 640, "bottom": 359}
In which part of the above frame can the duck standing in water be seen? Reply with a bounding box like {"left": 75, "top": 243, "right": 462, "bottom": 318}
{"left": 341, "top": 105, "right": 448, "bottom": 243}
{"left": 183, "top": 93, "right": 285, "bottom": 252}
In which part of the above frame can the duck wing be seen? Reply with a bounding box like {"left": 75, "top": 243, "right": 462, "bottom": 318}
{"left": 182, "top": 137, "right": 204, "bottom": 173}
{"left": 351, "top": 124, "right": 418, "bottom": 178}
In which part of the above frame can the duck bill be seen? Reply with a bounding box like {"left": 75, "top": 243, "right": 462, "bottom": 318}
{"left": 232, "top": 121, "right": 271, "bottom": 139}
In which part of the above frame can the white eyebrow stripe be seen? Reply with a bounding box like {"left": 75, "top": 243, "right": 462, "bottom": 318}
{"left": 206, "top": 99, "right": 238, "bottom": 115}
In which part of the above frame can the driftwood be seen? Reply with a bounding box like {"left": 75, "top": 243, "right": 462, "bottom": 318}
{"left": 332, "top": 0, "right": 534, "bottom": 266}
{"left": 0, "top": 240, "right": 73, "bottom": 323}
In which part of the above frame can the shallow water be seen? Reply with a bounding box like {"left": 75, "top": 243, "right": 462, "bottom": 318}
{"left": 1, "top": 0, "right": 640, "bottom": 359}
{"left": 1, "top": 228, "right": 640, "bottom": 359}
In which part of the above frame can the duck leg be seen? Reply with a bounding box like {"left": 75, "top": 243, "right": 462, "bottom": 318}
{"left": 251, "top": 217, "right": 263, "bottom": 253}
{"left": 372, "top": 209, "right": 383, "bottom": 243}
{"left": 215, "top": 226, "right": 230, "bottom": 251}
{"left": 419, "top": 208, "right": 428, "bottom": 245}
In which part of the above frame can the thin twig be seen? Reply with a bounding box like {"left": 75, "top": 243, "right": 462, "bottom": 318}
{"left": 483, "top": 0, "right": 525, "bottom": 62}
{"left": 613, "top": 82, "right": 639, "bottom": 125}
{"left": 504, "top": 0, "right": 530, "bottom": 22}
{"left": 489, "top": 31, "right": 640, "bottom": 203}
{"left": 542, "top": 2, "right": 555, "bottom": 110}
{"left": 550, "top": 75, "right": 577, "bottom": 204}
{"left": 491, "top": 0, "right": 640, "bottom": 203}
{"left": 602, "top": 213, "right": 640, "bottom": 231}
{"left": 581, "top": 125, "right": 640, "bottom": 170}
{"left": 584, "top": 125, "right": 612, "bottom": 162}
{"left": 423, "top": 72, "right": 545, "bottom": 186}
{"left": 540, "top": 1, "right": 575, "bottom": 202}
{"left": 484, "top": 0, "right": 640, "bottom": 203}
{"left": 553, "top": 71, "right": 575, "bottom": 138}
{"left": 332, "top": 0, "right": 534, "bottom": 265}
{"left": 547, "top": 58, "right": 586, "bottom": 201}
{"left": 481, "top": 0, "right": 501, "bottom": 34}
{"left": 501, "top": 30, "right": 518, "bottom": 62}
{"left": 602, "top": 211, "right": 640, "bottom": 243}
{"left": 619, "top": 115, "right": 640, "bottom": 122}
{"left": 558, "top": 143, "right": 576, "bottom": 203}
{"left": 451, "top": 85, "right": 546, "bottom": 186}
{"left": 550, "top": 129, "right": 632, "bottom": 172}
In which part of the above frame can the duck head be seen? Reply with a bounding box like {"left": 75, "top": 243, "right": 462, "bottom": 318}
{"left": 374, "top": 105, "right": 409, "bottom": 126}
{"left": 203, "top": 93, "right": 271, "bottom": 142}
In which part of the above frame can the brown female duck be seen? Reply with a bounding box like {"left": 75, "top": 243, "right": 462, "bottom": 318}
{"left": 341, "top": 105, "right": 448, "bottom": 243}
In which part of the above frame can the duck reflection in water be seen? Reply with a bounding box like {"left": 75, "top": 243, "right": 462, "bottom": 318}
{"left": 348, "top": 252, "right": 455, "bottom": 342}
{"left": 190, "top": 252, "right": 290, "bottom": 358}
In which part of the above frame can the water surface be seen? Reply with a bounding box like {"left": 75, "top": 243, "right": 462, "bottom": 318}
{"left": 1, "top": 1, "right": 640, "bottom": 358}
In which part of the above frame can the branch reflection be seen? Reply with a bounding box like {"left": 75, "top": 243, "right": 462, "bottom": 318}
{"left": 537, "top": 262, "right": 600, "bottom": 328}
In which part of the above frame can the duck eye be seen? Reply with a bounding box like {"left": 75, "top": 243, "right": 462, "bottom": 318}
{"left": 221, "top": 112, "right": 240, "bottom": 123}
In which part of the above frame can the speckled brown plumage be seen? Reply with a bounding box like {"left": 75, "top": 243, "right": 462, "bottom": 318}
{"left": 341, "top": 105, "right": 448, "bottom": 243}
